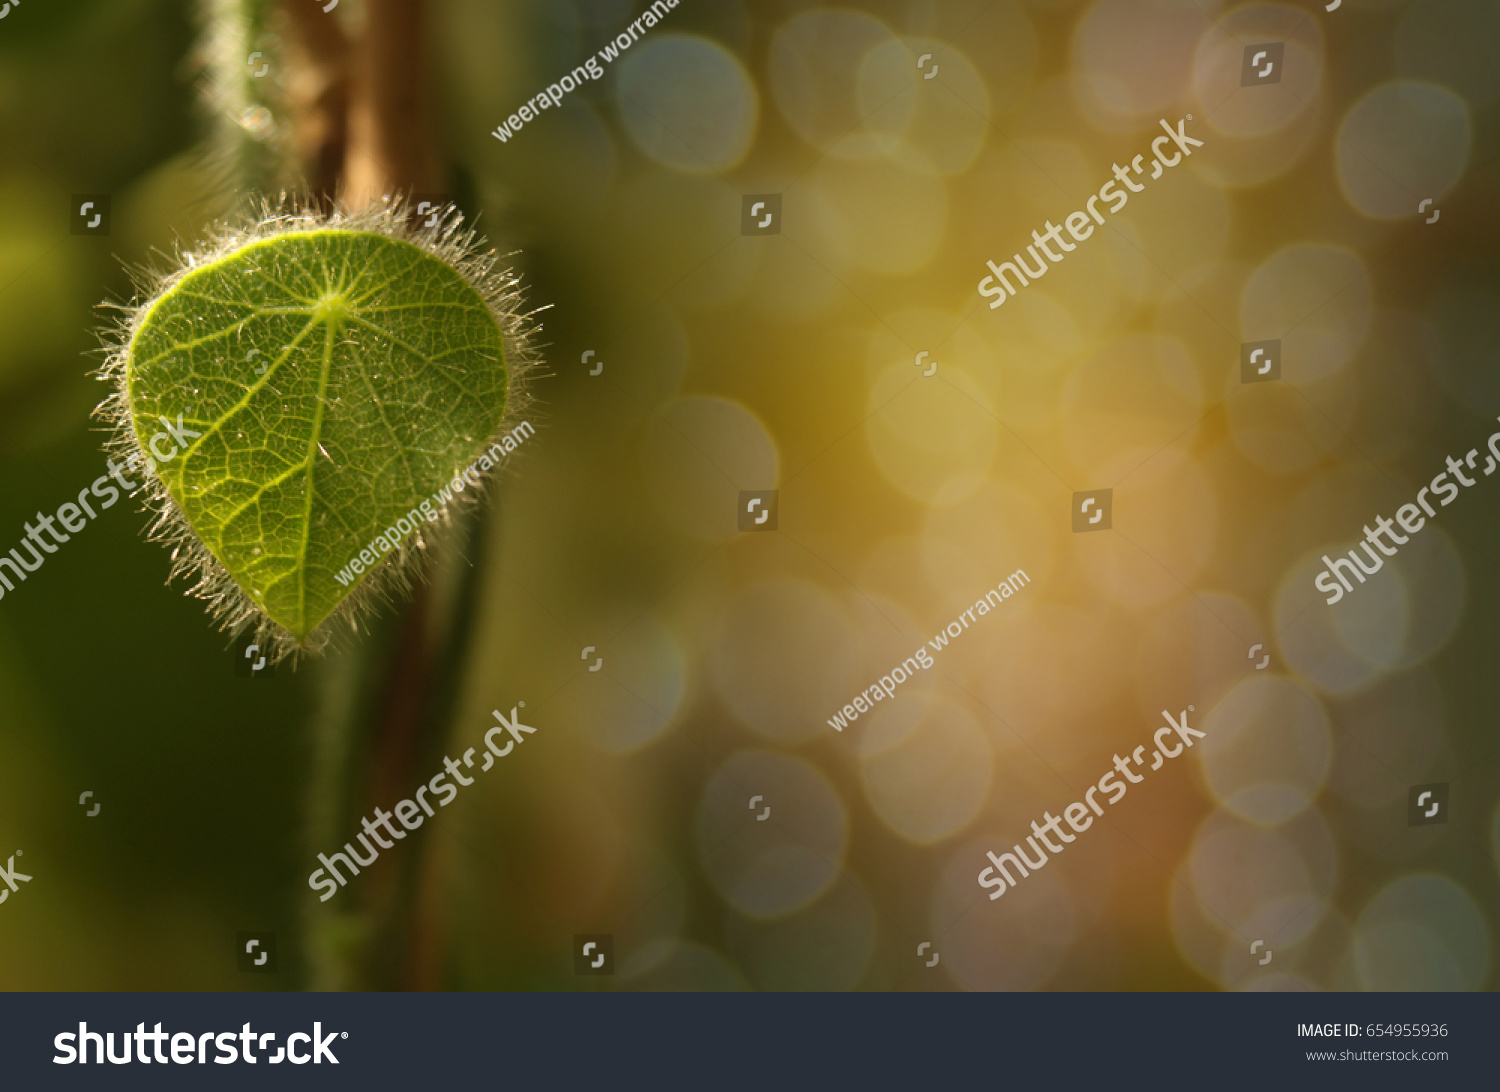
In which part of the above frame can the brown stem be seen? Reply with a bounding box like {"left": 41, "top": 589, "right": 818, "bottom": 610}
{"left": 288, "top": 0, "right": 453, "bottom": 990}
{"left": 341, "top": 0, "right": 447, "bottom": 977}
{"left": 341, "top": 0, "right": 442, "bottom": 209}
{"left": 276, "top": 0, "right": 351, "bottom": 203}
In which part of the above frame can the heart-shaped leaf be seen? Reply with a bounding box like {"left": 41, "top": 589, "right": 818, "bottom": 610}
{"left": 107, "top": 211, "right": 529, "bottom": 655}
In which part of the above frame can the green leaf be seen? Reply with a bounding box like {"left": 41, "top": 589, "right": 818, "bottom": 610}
{"left": 123, "top": 228, "right": 511, "bottom": 643}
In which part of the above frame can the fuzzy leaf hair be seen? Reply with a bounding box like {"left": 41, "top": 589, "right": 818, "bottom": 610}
{"left": 94, "top": 195, "right": 544, "bottom": 665}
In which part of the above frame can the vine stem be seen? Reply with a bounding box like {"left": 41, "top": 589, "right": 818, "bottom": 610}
{"left": 342, "top": 0, "right": 443, "bottom": 209}
{"left": 282, "top": 0, "right": 460, "bottom": 990}
{"left": 274, "top": 0, "right": 350, "bottom": 201}
{"left": 301, "top": 511, "right": 490, "bottom": 989}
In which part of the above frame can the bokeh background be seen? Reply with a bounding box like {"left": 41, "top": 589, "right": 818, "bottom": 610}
{"left": 1, "top": 0, "right": 1498, "bottom": 991}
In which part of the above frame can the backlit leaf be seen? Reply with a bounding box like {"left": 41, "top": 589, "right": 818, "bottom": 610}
{"left": 106, "top": 210, "right": 531, "bottom": 656}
